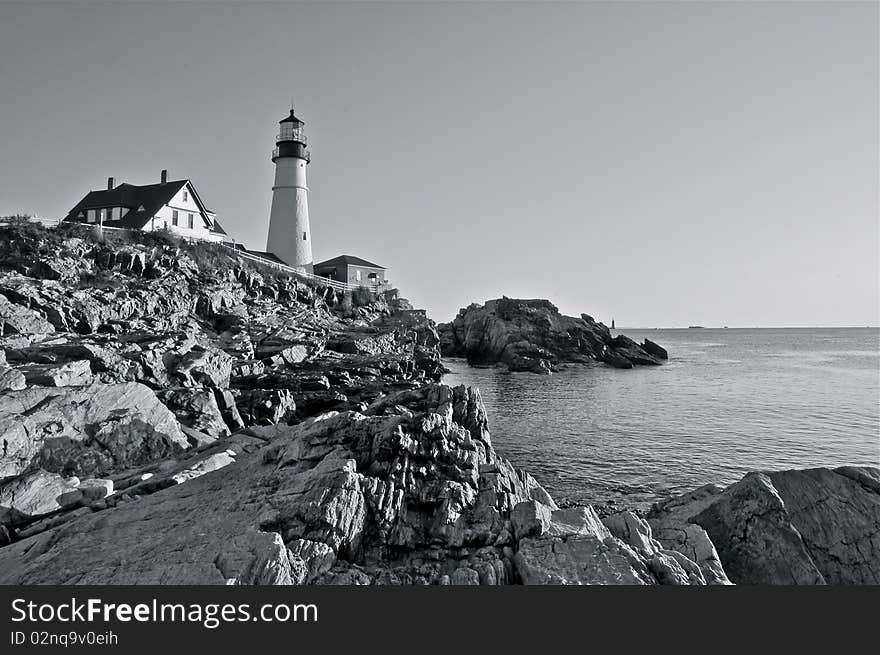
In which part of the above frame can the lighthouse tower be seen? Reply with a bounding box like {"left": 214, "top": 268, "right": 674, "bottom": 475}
{"left": 266, "top": 107, "right": 312, "bottom": 271}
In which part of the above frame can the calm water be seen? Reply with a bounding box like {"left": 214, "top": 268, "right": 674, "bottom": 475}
{"left": 443, "top": 328, "right": 880, "bottom": 509}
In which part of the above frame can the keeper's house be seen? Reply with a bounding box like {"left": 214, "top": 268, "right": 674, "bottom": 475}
{"left": 62, "top": 170, "right": 227, "bottom": 241}
{"left": 313, "top": 255, "right": 388, "bottom": 289}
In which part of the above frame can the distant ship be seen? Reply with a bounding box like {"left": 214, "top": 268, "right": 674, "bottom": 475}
{"left": 688, "top": 325, "right": 705, "bottom": 329}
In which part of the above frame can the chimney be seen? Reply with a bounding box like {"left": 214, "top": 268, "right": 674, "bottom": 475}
{"left": 160, "top": 169, "right": 168, "bottom": 184}
{"left": 107, "top": 177, "right": 114, "bottom": 190}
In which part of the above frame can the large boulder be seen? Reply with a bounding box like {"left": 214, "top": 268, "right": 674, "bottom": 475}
{"left": 0, "top": 382, "right": 188, "bottom": 478}
{"left": 648, "top": 467, "right": 880, "bottom": 585}
{"left": 0, "top": 469, "right": 80, "bottom": 524}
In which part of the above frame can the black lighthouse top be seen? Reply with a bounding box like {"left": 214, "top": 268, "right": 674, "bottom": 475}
{"left": 272, "top": 108, "right": 309, "bottom": 163}
{"left": 280, "top": 109, "right": 304, "bottom": 125}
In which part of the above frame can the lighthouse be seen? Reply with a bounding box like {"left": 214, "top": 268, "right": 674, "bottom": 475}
{"left": 266, "top": 107, "right": 312, "bottom": 271}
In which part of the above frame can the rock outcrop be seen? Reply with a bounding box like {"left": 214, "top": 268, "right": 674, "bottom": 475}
{"left": 648, "top": 467, "right": 880, "bottom": 585}
{"left": 438, "top": 298, "right": 665, "bottom": 373}
{"left": 0, "top": 383, "right": 710, "bottom": 585}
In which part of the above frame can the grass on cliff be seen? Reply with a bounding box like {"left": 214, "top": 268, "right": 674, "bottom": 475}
{"left": 0, "top": 217, "right": 324, "bottom": 291}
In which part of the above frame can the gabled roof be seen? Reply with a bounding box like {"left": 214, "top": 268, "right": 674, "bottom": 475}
{"left": 210, "top": 219, "right": 228, "bottom": 236}
{"left": 314, "top": 255, "right": 385, "bottom": 270}
{"left": 62, "top": 179, "right": 215, "bottom": 230}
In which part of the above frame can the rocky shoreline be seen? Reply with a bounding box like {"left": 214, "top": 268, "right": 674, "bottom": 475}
{"left": 0, "top": 221, "right": 877, "bottom": 584}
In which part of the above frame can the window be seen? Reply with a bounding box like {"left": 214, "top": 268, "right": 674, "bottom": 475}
{"left": 87, "top": 209, "right": 96, "bottom": 223}
{"left": 356, "top": 270, "right": 362, "bottom": 282}
{"left": 172, "top": 210, "right": 179, "bottom": 226}
{"left": 182, "top": 190, "right": 188, "bottom": 202}
{"left": 303, "top": 231, "right": 307, "bottom": 241}
{"left": 187, "top": 213, "right": 194, "bottom": 229}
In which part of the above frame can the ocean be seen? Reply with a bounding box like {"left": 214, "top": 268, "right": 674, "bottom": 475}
{"left": 442, "top": 327, "right": 880, "bottom": 509}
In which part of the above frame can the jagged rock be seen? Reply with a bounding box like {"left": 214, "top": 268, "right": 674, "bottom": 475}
{"left": 3, "top": 225, "right": 873, "bottom": 588}
{"left": 438, "top": 298, "right": 665, "bottom": 373}
{"left": 602, "top": 510, "right": 711, "bottom": 585}
{"left": 513, "top": 505, "right": 708, "bottom": 586}
{"left": 232, "top": 359, "right": 265, "bottom": 378}
{"left": 214, "top": 389, "right": 246, "bottom": 432}
{"left": 0, "top": 384, "right": 536, "bottom": 584}
{"left": 171, "top": 345, "right": 233, "bottom": 389}
{"left": 608, "top": 335, "right": 662, "bottom": 366}
{"left": 158, "top": 388, "right": 230, "bottom": 440}
{"left": 20, "top": 359, "right": 93, "bottom": 387}
{"left": 647, "top": 520, "right": 731, "bottom": 585}
{"left": 511, "top": 500, "right": 553, "bottom": 539}
{"left": 0, "top": 382, "right": 188, "bottom": 479}
{"left": 232, "top": 388, "right": 297, "bottom": 426}
{"left": 603, "top": 511, "right": 663, "bottom": 553}
{"left": 648, "top": 467, "right": 880, "bottom": 585}
{"left": 515, "top": 530, "right": 654, "bottom": 585}
{"left": 602, "top": 349, "right": 633, "bottom": 369}
{"left": 642, "top": 338, "right": 668, "bottom": 359}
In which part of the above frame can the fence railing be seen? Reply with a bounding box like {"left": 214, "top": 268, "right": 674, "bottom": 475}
{"left": 218, "top": 243, "right": 388, "bottom": 295}
{"left": 276, "top": 132, "right": 307, "bottom": 144}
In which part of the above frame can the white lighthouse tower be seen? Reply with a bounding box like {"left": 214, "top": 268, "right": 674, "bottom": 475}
{"left": 266, "top": 107, "right": 313, "bottom": 271}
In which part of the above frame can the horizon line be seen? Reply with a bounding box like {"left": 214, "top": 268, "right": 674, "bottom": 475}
{"left": 611, "top": 325, "right": 880, "bottom": 330}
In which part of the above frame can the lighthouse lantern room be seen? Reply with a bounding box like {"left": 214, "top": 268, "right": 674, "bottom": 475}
{"left": 266, "top": 107, "right": 313, "bottom": 272}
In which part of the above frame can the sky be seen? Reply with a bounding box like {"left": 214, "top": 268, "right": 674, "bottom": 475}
{"left": 0, "top": 1, "right": 877, "bottom": 327}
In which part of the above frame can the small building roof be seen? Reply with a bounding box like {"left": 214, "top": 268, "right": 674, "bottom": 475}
{"left": 314, "top": 255, "right": 385, "bottom": 270}
{"left": 63, "top": 179, "right": 215, "bottom": 231}
{"left": 247, "top": 250, "right": 288, "bottom": 265}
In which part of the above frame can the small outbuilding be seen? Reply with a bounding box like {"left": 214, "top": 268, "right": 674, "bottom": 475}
{"left": 313, "top": 255, "right": 388, "bottom": 289}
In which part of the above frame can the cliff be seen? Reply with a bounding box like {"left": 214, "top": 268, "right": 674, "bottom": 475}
{"left": 438, "top": 297, "right": 667, "bottom": 373}
{"left": 0, "top": 220, "right": 876, "bottom": 585}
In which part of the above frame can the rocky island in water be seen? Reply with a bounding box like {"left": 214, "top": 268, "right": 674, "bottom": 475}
{"left": 0, "top": 220, "right": 877, "bottom": 585}
{"left": 439, "top": 297, "right": 668, "bottom": 373}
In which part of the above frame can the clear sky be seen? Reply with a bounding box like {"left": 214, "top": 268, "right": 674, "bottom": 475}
{"left": 1, "top": 1, "right": 877, "bottom": 326}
